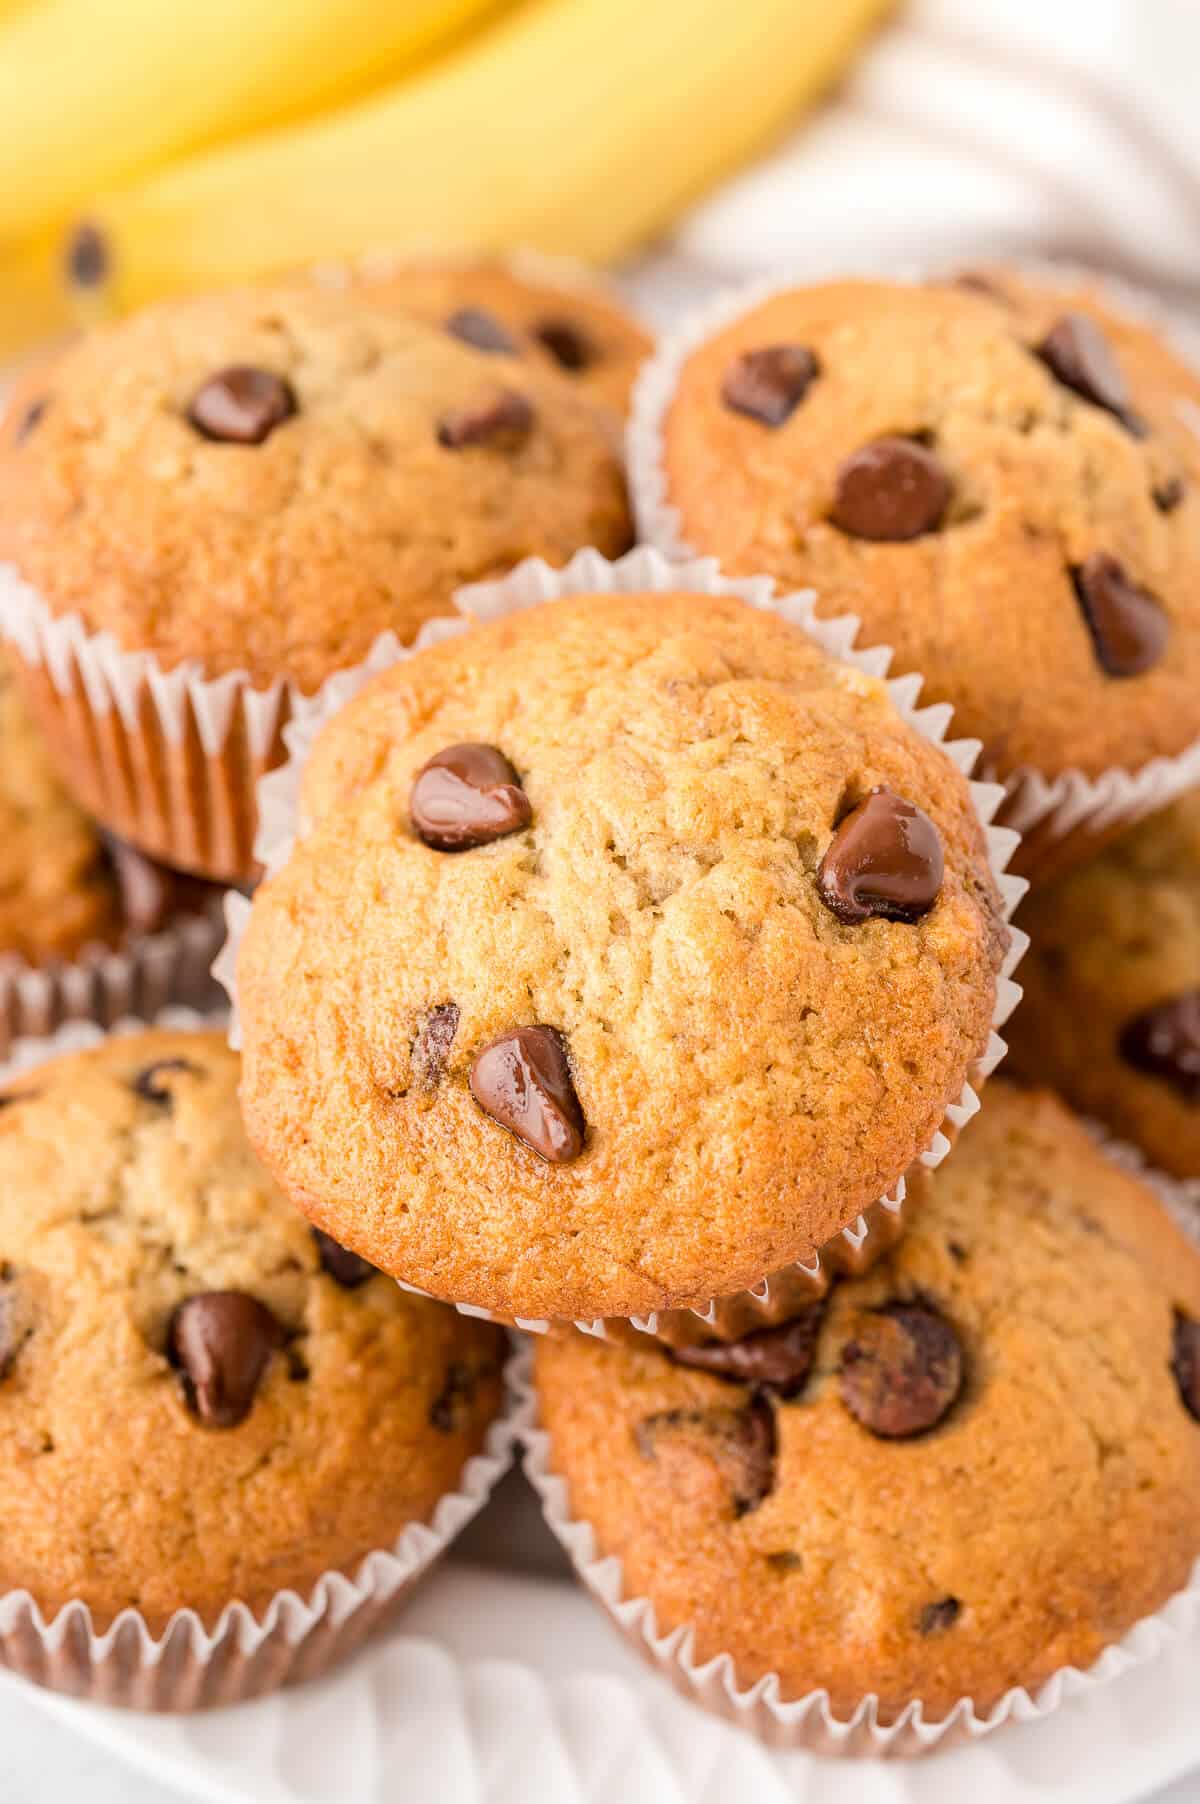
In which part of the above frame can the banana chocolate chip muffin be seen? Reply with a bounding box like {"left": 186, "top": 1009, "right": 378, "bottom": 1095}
{"left": 0, "top": 1027, "right": 507, "bottom": 1635}
{"left": 324, "top": 254, "right": 653, "bottom": 417}
{"left": 0, "top": 283, "right": 632, "bottom": 879}
{"left": 1009, "top": 789, "right": 1200, "bottom": 1180}
{"left": 642, "top": 272, "right": 1200, "bottom": 804}
{"left": 237, "top": 590, "right": 1009, "bottom": 1325}
{"left": 532, "top": 1082, "right": 1200, "bottom": 1722}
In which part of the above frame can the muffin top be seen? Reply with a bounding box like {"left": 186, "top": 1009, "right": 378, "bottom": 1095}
{"left": 653, "top": 272, "right": 1200, "bottom": 780}
{"left": 320, "top": 255, "right": 653, "bottom": 417}
{"left": 237, "top": 591, "right": 1008, "bottom": 1322}
{"left": 0, "top": 1028, "right": 506, "bottom": 1628}
{"left": 0, "top": 285, "right": 633, "bottom": 693}
{"left": 533, "top": 1082, "right": 1200, "bottom": 1721}
{"left": 1008, "top": 789, "right": 1200, "bottom": 1180}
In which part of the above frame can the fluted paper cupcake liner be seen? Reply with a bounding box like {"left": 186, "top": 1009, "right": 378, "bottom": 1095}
{"left": 0, "top": 560, "right": 464, "bottom": 884}
{"left": 626, "top": 260, "right": 1200, "bottom": 885}
{"left": 0, "top": 903, "right": 224, "bottom": 1058}
{"left": 216, "top": 545, "right": 1026, "bottom": 1345}
{"left": 513, "top": 1328, "right": 1200, "bottom": 1760}
{"left": 0, "top": 1010, "right": 521, "bottom": 1711}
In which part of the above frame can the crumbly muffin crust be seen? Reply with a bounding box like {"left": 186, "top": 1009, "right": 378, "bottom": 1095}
{"left": 0, "top": 285, "right": 632, "bottom": 693}
{"left": 325, "top": 255, "right": 653, "bottom": 417}
{"left": 237, "top": 591, "right": 1008, "bottom": 1321}
{"left": 0, "top": 1028, "right": 506, "bottom": 1628}
{"left": 1008, "top": 789, "right": 1200, "bottom": 1178}
{"left": 657, "top": 273, "right": 1200, "bottom": 780}
{"left": 534, "top": 1083, "right": 1200, "bottom": 1720}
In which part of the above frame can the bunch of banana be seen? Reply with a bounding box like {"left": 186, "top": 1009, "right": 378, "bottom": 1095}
{"left": 0, "top": 0, "right": 892, "bottom": 356}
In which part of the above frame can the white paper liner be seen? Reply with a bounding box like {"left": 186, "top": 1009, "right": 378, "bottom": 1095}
{"left": 0, "top": 1009, "right": 520, "bottom": 1711}
{"left": 215, "top": 545, "right": 1026, "bottom": 1344}
{"left": 0, "top": 902, "right": 224, "bottom": 1057}
{"left": 626, "top": 259, "right": 1200, "bottom": 880}
{"left": 0, "top": 560, "right": 450, "bottom": 884}
{"left": 513, "top": 1329, "right": 1200, "bottom": 1761}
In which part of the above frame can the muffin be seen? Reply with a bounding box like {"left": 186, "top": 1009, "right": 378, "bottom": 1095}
{"left": 236, "top": 587, "right": 1011, "bottom": 1329}
{"left": 0, "top": 1025, "right": 510, "bottom": 1706}
{"left": 0, "top": 283, "right": 633, "bottom": 881}
{"left": 528, "top": 1081, "right": 1200, "bottom": 1739}
{"left": 317, "top": 253, "right": 653, "bottom": 416}
{"left": 1008, "top": 788, "right": 1200, "bottom": 1180}
{"left": 632, "top": 270, "right": 1200, "bottom": 878}
{"left": 0, "top": 660, "right": 222, "bottom": 1045}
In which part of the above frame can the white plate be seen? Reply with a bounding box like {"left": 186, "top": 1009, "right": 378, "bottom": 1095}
{"left": 7, "top": 1474, "right": 1200, "bottom": 1804}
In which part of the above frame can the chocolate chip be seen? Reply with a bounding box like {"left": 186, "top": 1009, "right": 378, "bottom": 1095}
{"left": 635, "top": 1397, "right": 776, "bottom": 1517}
{"left": 919, "top": 1597, "right": 961, "bottom": 1635}
{"left": 817, "top": 786, "right": 944, "bottom": 926}
{"left": 186, "top": 366, "right": 297, "bottom": 445}
{"left": 133, "top": 1057, "right": 199, "bottom": 1106}
{"left": 951, "top": 271, "right": 1009, "bottom": 302}
{"left": 430, "top": 1360, "right": 477, "bottom": 1433}
{"left": 1172, "top": 1313, "right": 1200, "bottom": 1421}
{"left": 533, "top": 318, "right": 595, "bottom": 372}
{"left": 14, "top": 398, "right": 47, "bottom": 445}
{"left": 411, "top": 1002, "right": 460, "bottom": 1089}
{"left": 670, "top": 1304, "right": 825, "bottom": 1399}
{"left": 65, "top": 221, "right": 109, "bottom": 290}
{"left": 469, "top": 1025, "right": 585, "bottom": 1162}
{"left": 830, "top": 436, "right": 950, "bottom": 541}
{"left": 1072, "top": 554, "right": 1168, "bottom": 677}
{"left": 1120, "top": 992, "right": 1200, "bottom": 1101}
{"left": 168, "top": 1292, "right": 283, "bottom": 1428}
{"left": 720, "top": 344, "right": 819, "bottom": 426}
{"left": 99, "top": 832, "right": 177, "bottom": 936}
{"left": 765, "top": 1550, "right": 803, "bottom": 1572}
{"left": 410, "top": 743, "right": 532, "bottom": 851}
{"left": 0, "top": 1089, "right": 38, "bottom": 1112}
{"left": 1154, "top": 475, "right": 1186, "bottom": 514}
{"left": 446, "top": 307, "right": 519, "bottom": 355}
{"left": 0, "top": 1288, "right": 25, "bottom": 1381}
{"left": 312, "top": 1227, "right": 375, "bottom": 1289}
{"left": 1036, "top": 314, "right": 1145, "bottom": 435}
{"left": 437, "top": 389, "right": 534, "bottom": 449}
{"left": 840, "top": 1303, "right": 963, "bottom": 1439}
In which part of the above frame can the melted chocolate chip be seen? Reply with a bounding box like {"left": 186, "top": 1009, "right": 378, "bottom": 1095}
{"left": 1036, "top": 314, "right": 1145, "bottom": 435}
{"left": 411, "top": 1002, "right": 460, "bottom": 1089}
{"left": 437, "top": 389, "right": 534, "bottom": 449}
{"left": 919, "top": 1597, "right": 961, "bottom": 1635}
{"left": 840, "top": 1303, "right": 963, "bottom": 1439}
{"left": 635, "top": 1397, "right": 776, "bottom": 1517}
{"left": 533, "top": 318, "right": 595, "bottom": 372}
{"left": 410, "top": 744, "right": 532, "bottom": 851}
{"left": 446, "top": 307, "right": 519, "bottom": 355}
{"left": 670, "top": 1305, "right": 825, "bottom": 1399}
{"left": 65, "top": 221, "right": 109, "bottom": 290}
{"left": 133, "top": 1058, "right": 199, "bottom": 1106}
{"left": 830, "top": 437, "right": 950, "bottom": 541}
{"left": 817, "top": 787, "right": 944, "bottom": 926}
{"left": 187, "top": 366, "right": 297, "bottom": 445}
{"left": 1072, "top": 554, "right": 1168, "bottom": 677}
{"left": 14, "top": 398, "right": 46, "bottom": 445}
{"left": 430, "top": 1360, "right": 476, "bottom": 1433}
{"left": 312, "top": 1227, "right": 375, "bottom": 1289}
{"left": 1119, "top": 992, "right": 1200, "bottom": 1102}
{"left": 0, "top": 1288, "right": 24, "bottom": 1380}
{"left": 1172, "top": 1313, "right": 1200, "bottom": 1422}
{"left": 0, "top": 1089, "right": 39, "bottom": 1112}
{"left": 168, "top": 1292, "right": 283, "bottom": 1428}
{"left": 720, "top": 344, "right": 819, "bottom": 427}
{"left": 469, "top": 1026, "right": 585, "bottom": 1162}
{"left": 1154, "top": 475, "right": 1186, "bottom": 514}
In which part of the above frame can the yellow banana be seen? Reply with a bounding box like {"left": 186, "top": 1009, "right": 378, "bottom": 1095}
{"left": 0, "top": 230, "right": 74, "bottom": 362}
{"left": 0, "top": 0, "right": 516, "bottom": 240}
{"left": 70, "top": 0, "right": 893, "bottom": 312}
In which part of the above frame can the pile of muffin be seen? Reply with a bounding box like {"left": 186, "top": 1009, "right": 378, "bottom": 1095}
{"left": 0, "top": 252, "right": 1197, "bottom": 1752}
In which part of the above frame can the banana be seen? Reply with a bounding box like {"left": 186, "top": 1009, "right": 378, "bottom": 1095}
{"left": 69, "top": 0, "right": 893, "bottom": 312}
{"left": 0, "top": 231, "right": 74, "bottom": 364}
{"left": 0, "top": 0, "right": 516, "bottom": 240}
